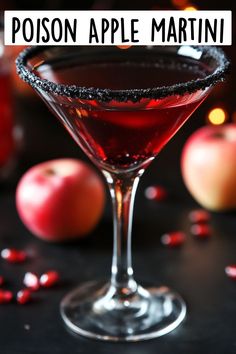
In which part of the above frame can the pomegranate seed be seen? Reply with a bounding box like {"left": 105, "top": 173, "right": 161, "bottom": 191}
{"left": 225, "top": 265, "right": 236, "bottom": 280}
{"left": 17, "top": 289, "right": 31, "bottom": 305}
{"left": 145, "top": 185, "right": 167, "bottom": 202}
{"left": 40, "top": 271, "right": 59, "bottom": 288}
{"left": 189, "top": 209, "right": 210, "bottom": 223}
{"left": 161, "top": 231, "right": 186, "bottom": 247}
{"left": 1, "top": 248, "right": 27, "bottom": 263}
{"left": 23, "top": 272, "right": 40, "bottom": 291}
{"left": 0, "top": 290, "right": 13, "bottom": 304}
{"left": 0, "top": 276, "right": 4, "bottom": 286}
{"left": 3, "top": 291, "right": 13, "bottom": 303}
{"left": 191, "top": 224, "right": 211, "bottom": 238}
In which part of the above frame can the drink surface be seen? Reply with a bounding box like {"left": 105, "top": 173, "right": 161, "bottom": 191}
{"left": 38, "top": 59, "right": 203, "bottom": 89}
{"left": 36, "top": 56, "right": 207, "bottom": 171}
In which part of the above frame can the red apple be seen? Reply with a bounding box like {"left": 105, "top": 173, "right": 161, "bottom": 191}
{"left": 16, "top": 159, "right": 105, "bottom": 241}
{"left": 181, "top": 124, "right": 236, "bottom": 211}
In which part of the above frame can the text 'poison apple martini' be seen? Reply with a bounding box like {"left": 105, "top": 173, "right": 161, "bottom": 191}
{"left": 16, "top": 45, "right": 229, "bottom": 341}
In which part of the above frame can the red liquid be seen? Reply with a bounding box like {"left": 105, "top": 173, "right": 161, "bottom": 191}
{"left": 38, "top": 61, "right": 207, "bottom": 171}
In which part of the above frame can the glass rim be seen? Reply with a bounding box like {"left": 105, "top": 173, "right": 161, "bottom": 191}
{"left": 16, "top": 45, "right": 230, "bottom": 103}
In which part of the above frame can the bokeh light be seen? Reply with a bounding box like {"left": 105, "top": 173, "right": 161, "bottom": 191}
{"left": 116, "top": 45, "right": 132, "bottom": 50}
{"left": 208, "top": 107, "right": 228, "bottom": 125}
{"left": 184, "top": 5, "right": 198, "bottom": 11}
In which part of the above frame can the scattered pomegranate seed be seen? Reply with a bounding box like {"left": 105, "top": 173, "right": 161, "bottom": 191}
{"left": 40, "top": 271, "right": 59, "bottom": 288}
{"left": 161, "top": 231, "right": 186, "bottom": 247}
{"left": 191, "top": 224, "right": 212, "bottom": 238}
{"left": 145, "top": 185, "right": 167, "bottom": 201}
{"left": 225, "top": 265, "right": 236, "bottom": 280}
{"left": 0, "top": 290, "right": 13, "bottom": 304}
{"left": 3, "top": 291, "right": 13, "bottom": 303}
{"left": 23, "top": 272, "right": 40, "bottom": 291}
{"left": 0, "top": 276, "right": 4, "bottom": 286}
{"left": 17, "top": 289, "right": 31, "bottom": 305}
{"left": 1, "top": 248, "right": 27, "bottom": 263}
{"left": 189, "top": 209, "right": 210, "bottom": 223}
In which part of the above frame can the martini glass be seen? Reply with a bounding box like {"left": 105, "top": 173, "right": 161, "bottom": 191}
{"left": 16, "top": 45, "right": 228, "bottom": 342}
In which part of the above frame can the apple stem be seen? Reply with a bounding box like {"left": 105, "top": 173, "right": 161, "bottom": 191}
{"left": 212, "top": 132, "right": 225, "bottom": 139}
{"left": 44, "top": 169, "right": 56, "bottom": 176}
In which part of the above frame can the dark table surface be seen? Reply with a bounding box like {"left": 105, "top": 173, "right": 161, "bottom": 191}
{"left": 0, "top": 86, "right": 236, "bottom": 354}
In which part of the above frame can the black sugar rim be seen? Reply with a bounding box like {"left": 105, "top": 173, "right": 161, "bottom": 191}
{"left": 16, "top": 45, "right": 230, "bottom": 103}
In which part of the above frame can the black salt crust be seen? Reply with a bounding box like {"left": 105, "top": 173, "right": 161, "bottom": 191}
{"left": 16, "top": 45, "right": 230, "bottom": 103}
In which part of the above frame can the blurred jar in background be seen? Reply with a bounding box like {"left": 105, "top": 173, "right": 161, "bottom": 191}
{"left": 10, "top": 45, "right": 34, "bottom": 97}
{"left": 0, "top": 30, "right": 15, "bottom": 179}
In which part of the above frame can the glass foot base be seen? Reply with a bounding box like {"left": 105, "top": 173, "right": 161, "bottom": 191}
{"left": 60, "top": 281, "right": 186, "bottom": 342}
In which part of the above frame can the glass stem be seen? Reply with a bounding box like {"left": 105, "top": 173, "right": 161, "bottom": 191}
{"left": 103, "top": 170, "right": 142, "bottom": 297}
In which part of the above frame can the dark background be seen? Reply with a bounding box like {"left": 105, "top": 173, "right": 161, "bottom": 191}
{"left": 0, "top": 1, "right": 235, "bottom": 353}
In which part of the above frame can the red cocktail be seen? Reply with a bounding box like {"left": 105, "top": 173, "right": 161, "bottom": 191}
{"left": 16, "top": 45, "right": 229, "bottom": 341}
{"left": 37, "top": 57, "right": 208, "bottom": 171}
